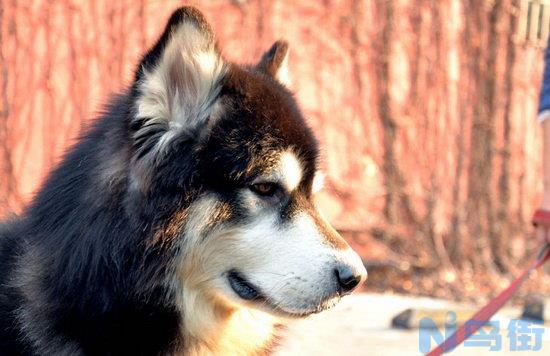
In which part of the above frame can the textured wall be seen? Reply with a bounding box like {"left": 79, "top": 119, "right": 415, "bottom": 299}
{"left": 0, "top": 0, "right": 546, "bottom": 293}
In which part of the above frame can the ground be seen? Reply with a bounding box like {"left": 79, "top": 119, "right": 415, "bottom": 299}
{"left": 276, "top": 293, "right": 550, "bottom": 355}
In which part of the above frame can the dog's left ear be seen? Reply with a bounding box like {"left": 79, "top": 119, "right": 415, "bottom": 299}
{"left": 257, "top": 40, "right": 290, "bottom": 86}
{"left": 132, "top": 7, "right": 226, "bottom": 161}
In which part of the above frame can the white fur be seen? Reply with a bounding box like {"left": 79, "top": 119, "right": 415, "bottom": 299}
{"left": 220, "top": 212, "right": 343, "bottom": 314}
{"left": 279, "top": 150, "right": 302, "bottom": 191}
{"left": 312, "top": 171, "right": 325, "bottom": 193}
{"left": 274, "top": 49, "right": 291, "bottom": 86}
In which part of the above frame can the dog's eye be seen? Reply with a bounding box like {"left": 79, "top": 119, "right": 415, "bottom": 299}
{"left": 250, "top": 182, "right": 280, "bottom": 197}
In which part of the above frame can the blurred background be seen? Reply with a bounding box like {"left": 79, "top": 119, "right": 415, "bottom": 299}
{"left": 0, "top": 0, "right": 549, "bottom": 304}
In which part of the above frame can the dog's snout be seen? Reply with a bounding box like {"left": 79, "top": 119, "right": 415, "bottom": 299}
{"left": 335, "top": 264, "right": 365, "bottom": 294}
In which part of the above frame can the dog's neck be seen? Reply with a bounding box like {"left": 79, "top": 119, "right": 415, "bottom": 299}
{"left": 177, "top": 289, "right": 279, "bottom": 355}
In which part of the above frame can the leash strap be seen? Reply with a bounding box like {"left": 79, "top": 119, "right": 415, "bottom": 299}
{"left": 532, "top": 209, "right": 550, "bottom": 227}
{"left": 426, "top": 243, "right": 550, "bottom": 356}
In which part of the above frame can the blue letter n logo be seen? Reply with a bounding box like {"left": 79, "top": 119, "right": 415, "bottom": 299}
{"left": 418, "top": 312, "right": 458, "bottom": 354}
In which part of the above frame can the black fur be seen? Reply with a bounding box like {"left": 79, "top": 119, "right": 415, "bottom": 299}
{"left": 0, "top": 7, "right": 318, "bottom": 355}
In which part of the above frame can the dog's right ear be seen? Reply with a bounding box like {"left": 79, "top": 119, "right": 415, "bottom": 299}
{"left": 257, "top": 40, "right": 290, "bottom": 86}
{"left": 129, "top": 7, "right": 226, "bottom": 192}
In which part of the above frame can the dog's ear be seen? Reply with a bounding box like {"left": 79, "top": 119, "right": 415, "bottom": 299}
{"left": 257, "top": 40, "right": 290, "bottom": 86}
{"left": 129, "top": 7, "right": 225, "bottom": 193}
{"left": 132, "top": 7, "right": 225, "bottom": 160}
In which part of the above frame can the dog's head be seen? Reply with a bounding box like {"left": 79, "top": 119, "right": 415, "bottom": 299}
{"left": 128, "top": 7, "right": 366, "bottom": 317}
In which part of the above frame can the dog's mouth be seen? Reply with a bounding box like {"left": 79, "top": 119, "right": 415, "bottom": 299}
{"left": 226, "top": 269, "right": 339, "bottom": 317}
{"left": 227, "top": 269, "right": 264, "bottom": 301}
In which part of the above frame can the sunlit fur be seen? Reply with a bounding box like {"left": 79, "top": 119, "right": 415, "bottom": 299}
{"left": 0, "top": 7, "right": 366, "bottom": 355}
{"left": 271, "top": 48, "right": 291, "bottom": 86}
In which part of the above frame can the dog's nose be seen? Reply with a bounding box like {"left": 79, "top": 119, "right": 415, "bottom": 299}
{"left": 335, "top": 264, "right": 364, "bottom": 294}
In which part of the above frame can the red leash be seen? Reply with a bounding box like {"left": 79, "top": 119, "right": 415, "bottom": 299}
{"left": 426, "top": 242, "right": 550, "bottom": 355}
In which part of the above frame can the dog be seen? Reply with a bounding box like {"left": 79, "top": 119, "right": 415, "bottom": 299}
{"left": 0, "top": 7, "right": 367, "bottom": 355}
